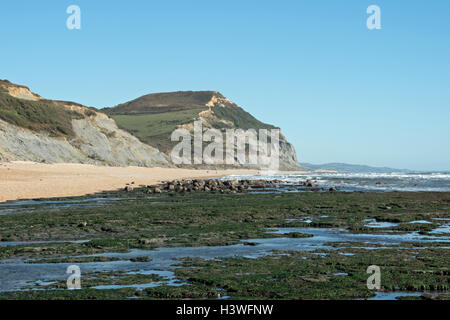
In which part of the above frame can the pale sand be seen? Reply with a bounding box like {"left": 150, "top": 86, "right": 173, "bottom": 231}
{"left": 0, "top": 162, "right": 267, "bottom": 203}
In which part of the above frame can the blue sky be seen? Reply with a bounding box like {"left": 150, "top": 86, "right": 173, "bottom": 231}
{"left": 1, "top": 0, "right": 449, "bottom": 171}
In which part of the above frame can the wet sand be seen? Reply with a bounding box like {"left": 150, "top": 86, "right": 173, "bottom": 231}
{"left": 0, "top": 161, "right": 264, "bottom": 203}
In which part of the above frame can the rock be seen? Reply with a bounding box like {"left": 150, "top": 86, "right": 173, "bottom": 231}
{"left": 210, "top": 180, "right": 218, "bottom": 187}
{"left": 138, "top": 239, "right": 151, "bottom": 245}
{"left": 130, "top": 256, "right": 151, "bottom": 262}
{"left": 101, "top": 226, "right": 113, "bottom": 232}
{"left": 304, "top": 179, "right": 318, "bottom": 187}
{"left": 299, "top": 276, "right": 328, "bottom": 283}
{"left": 376, "top": 182, "right": 384, "bottom": 185}
{"left": 78, "top": 221, "right": 87, "bottom": 228}
{"left": 154, "top": 187, "right": 162, "bottom": 194}
{"left": 285, "top": 232, "right": 311, "bottom": 238}
{"left": 144, "top": 178, "right": 297, "bottom": 195}
{"left": 421, "top": 293, "right": 437, "bottom": 300}
{"left": 124, "top": 186, "right": 134, "bottom": 192}
{"left": 329, "top": 187, "right": 337, "bottom": 192}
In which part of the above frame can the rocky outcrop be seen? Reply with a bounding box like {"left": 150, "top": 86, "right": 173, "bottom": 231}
{"left": 0, "top": 80, "right": 42, "bottom": 101}
{"left": 69, "top": 107, "right": 169, "bottom": 167}
{"left": 106, "top": 90, "right": 304, "bottom": 171}
{"left": 123, "top": 178, "right": 335, "bottom": 195}
{"left": 0, "top": 114, "right": 169, "bottom": 166}
{"left": 0, "top": 81, "right": 170, "bottom": 167}
{"left": 278, "top": 138, "right": 301, "bottom": 171}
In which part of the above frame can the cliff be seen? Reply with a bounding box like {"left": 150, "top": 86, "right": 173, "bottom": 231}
{"left": 0, "top": 80, "right": 169, "bottom": 167}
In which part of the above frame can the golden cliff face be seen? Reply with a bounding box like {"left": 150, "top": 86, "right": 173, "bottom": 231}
{"left": 0, "top": 80, "right": 42, "bottom": 101}
{"left": 0, "top": 80, "right": 170, "bottom": 167}
{"left": 205, "top": 93, "right": 233, "bottom": 108}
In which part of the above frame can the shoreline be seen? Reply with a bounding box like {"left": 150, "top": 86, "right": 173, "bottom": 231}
{"left": 0, "top": 161, "right": 309, "bottom": 203}
{"left": 1, "top": 191, "right": 449, "bottom": 299}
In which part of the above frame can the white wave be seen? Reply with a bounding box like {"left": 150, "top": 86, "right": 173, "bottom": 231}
{"left": 221, "top": 171, "right": 450, "bottom": 192}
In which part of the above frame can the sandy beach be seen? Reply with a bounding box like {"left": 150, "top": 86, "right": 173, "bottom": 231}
{"left": 0, "top": 161, "right": 265, "bottom": 203}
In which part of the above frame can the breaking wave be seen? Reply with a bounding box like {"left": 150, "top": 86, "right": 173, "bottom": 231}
{"left": 222, "top": 171, "right": 450, "bottom": 192}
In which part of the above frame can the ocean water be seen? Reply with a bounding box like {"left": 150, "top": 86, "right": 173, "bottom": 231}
{"left": 222, "top": 172, "right": 450, "bottom": 192}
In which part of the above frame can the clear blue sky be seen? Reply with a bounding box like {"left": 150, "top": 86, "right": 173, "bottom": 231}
{"left": 1, "top": 0, "right": 449, "bottom": 171}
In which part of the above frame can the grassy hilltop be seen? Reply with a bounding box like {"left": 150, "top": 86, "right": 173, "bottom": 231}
{"left": 104, "top": 91, "right": 276, "bottom": 155}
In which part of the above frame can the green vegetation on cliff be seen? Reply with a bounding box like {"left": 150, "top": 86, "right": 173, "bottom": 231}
{"left": 0, "top": 91, "right": 83, "bottom": 137}
{"left": 111, "top": 108, "right": 205, "bottom": 153}
{"left": 105, "top": 91, "right": 278, "bottom": 154}
{"left": 105, "top": 91, "right": 215, "bottom": 116}
{"left": 211, "top": 104, "right": 276, "bottom": 130}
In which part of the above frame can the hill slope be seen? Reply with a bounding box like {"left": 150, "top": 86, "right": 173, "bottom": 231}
{"left": 0, "top": 81, "right": 302, "bottom": 170}
{"left": 0, "top": 80, "right": 169, "bottom": 167}
{"left": 105, "top": 91, "right": 302, "bottom": 170}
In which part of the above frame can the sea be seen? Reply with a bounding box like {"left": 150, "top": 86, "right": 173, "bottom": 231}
{"left": 223, "top": 171, "right": 450, "bottom": 192}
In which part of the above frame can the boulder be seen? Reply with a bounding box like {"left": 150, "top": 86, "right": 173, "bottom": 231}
{"left": 154, "top": 187, "right": 162, "bottom": 194}
{"left": 78, "top": 221, "right": 87, "bottom": 228}
{"left": 138, "top": 239, "right": 151, "bottom": 245}
{"left": 304, "top": 179, "right": 318, "bottom": 187}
